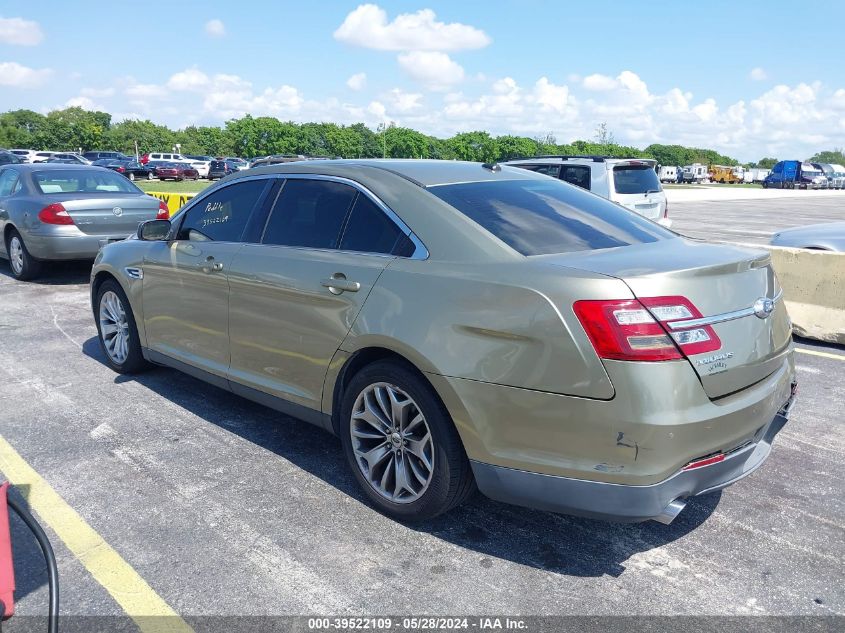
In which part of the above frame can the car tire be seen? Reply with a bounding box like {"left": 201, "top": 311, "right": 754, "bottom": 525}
{"left": 5, "top": 229, "right": 43, "bottom": 281}
{"left": 146, "top": 172, "right": 153, "bottom": 181}
{"left": 340, "top": 360, "right": 475, "bottom": 521}
{"left": 94, "top": 279, "right": 148, "bottom": 374}
{"left": 129, "top": 172, "right": 136, "bottom": 181}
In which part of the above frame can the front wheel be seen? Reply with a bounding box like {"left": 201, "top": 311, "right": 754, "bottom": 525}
{"left": 5, "top": 229, "right": 42, "bottom": 281}
{"left": 128, "top": 172, "right": 136, "bottom": 181}
{"left": 146, "top": 171, "right": 154, "bottom": 180}
{"left": 95, "top": 279, "right": 148, "bottom": 373}
{"left": 340, "top": 361, "right": 475, "bottom": 521}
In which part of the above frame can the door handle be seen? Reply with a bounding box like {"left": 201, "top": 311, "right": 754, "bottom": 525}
{"left": 321, "top": 273, "right": 360, "bottom": 294}
{"left": 199, "top": 256, "right": 224, "bottom": 274}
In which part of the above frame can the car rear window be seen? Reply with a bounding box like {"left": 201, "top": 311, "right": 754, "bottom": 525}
{"left": 33, "top": 169, "right": 141, "bottom": 194}
{"left": 612, "top": 165, "right": 661, "bottom": 194}
{"left": 428, "top": 179, "right": 673, "bottom": 256}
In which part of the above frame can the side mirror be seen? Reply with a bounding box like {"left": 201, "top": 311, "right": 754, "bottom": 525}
{"left": 137, "top": 219, "right": 172, "bottom": 241}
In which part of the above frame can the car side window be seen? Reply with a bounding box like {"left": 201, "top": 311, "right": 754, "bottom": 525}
{"left": 262, "top": 179, "right": 357, "bottom": 249}
{"left": 522, "top": 164, "right": 561, "bottom": 178}
{"left": 339, "top": 194, "right": 407, "bottom": 255}
{"left": 176, "top": 179, "right": 268, "bottom": 242}
{"left": 560, "top": 165, "right": 591, "bottom": 190}
{"left": 0, "top": 169, "right": 19, "bottom": 196}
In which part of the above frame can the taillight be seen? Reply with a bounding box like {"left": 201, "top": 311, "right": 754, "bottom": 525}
{"left": 573, "top": 296, "right": 721, "bottom": 362}
{"left": 156, "top": 200, "right": 169, "bottom": 220}
{"left": 117, "top": 166, "right": 125, "bottom": 173}
{"left": 37, "top": 202, "right": 74, "bottom": 225}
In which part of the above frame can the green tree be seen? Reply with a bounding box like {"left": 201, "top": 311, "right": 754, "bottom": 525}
{"left": 33, "top": 107, "right": 112, "bottom": 151}
{"left": 808, "top": 149, "right": 845, "bottom": 164}
{"left": 385, "top": 126, "right": 429, "bottom": 158}
{"left": 177, "top": 125, "right": 229, "bottom": 156}
{"left": 446, "top": 131, "right": 499, "bottom": 162}
{"left": 0, "top": 109, "right": 46, "bottom": 148}
{"left": 105, "top": 119, "right": 175, "bottom": 155}
{"left": 496, "top": 135, "right": 538, "bottom": 160}
{"left": 754, "top": 157, "right": 778, "bottom": 169}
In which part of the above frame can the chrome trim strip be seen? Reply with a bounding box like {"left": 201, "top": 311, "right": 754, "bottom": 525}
{"left": 667, "top": 289, "right": 783, "bottom": 331}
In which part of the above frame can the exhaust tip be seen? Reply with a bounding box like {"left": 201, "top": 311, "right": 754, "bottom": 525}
{"left": 654, "top": 498, "right": 687, "bottom": 525}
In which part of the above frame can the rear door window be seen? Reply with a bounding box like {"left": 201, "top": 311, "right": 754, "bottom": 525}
{"left": 176, "top": 179, "right": 269, "bottom": 242}
{"left": 560, "top": 165, "right": 591, "bottom": 190}
{"left": 338, "top": 194, "right": 407, "bottom": 255}
{"left": 612, "top": 165, "right": 661, "bottom": 194}
{"left": 0, "top": 169, "right": 20, "bottom": 196}
{"left": 262, "top": 179, "right": 357, "bottom": 249}
{"left": 429, "top": 179, "right": 673, "bottom": 256}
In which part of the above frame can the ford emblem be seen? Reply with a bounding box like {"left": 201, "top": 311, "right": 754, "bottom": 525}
{"left": 112, "top": 206, "right": 123, "bottom": 217}
{"left": 753, "top": 297, "right": 775, "bottom": 319}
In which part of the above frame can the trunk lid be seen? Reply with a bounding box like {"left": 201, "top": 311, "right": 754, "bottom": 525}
{"left": 547, "top": 239, "right": 792, "bottom": 398}
{"left": 57, "top": 194, "right": 161, "bottom": 235}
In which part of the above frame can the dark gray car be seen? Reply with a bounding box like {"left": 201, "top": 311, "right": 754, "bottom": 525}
{"left": 770, "top": 222, "right": 845, "bottom": 251}
{"left": 0, "top": 164, "right": 167, "bottom": 280}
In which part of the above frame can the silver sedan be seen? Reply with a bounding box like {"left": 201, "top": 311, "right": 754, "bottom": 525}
{"left": 0, "top": 163, "right": 168, "bottom": 280}
{"left": 770, "top": 222, "right": 845, "bottom": 251}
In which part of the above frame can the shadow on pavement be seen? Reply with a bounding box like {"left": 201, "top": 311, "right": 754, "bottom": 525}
{"left": 0, "top": 260, "right": 92, "bottom": 286}
{"left": 82, "top": 336, "right": 720, "bottom": 579}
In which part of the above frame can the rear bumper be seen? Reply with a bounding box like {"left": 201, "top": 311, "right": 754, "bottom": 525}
{"left": 471, "top": 386, "right": 796, "bottom": 524}
{"left": 24, "top": 232, "right": 130, "bottom": 261}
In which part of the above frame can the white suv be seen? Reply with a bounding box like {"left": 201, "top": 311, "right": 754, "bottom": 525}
{"left": 142, "top": 152, "right": 192, "bottom": 165}
{"left": 9, "top": 149, "right": 38, "bottom": 163}
{"left": 504, "top": 156, "right": 671, "bottom": 227}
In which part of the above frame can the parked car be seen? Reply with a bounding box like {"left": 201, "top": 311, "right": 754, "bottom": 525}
{"left": 224, "top": 157, "right": 250, "bottom": 171}
{"left": 93, "top": 159, "right": 154, "bottom": 181}
{"left": 763, "top": 160, "right": 827, "bottom": 189}
{"left": 505, "top": 156, "right": 671, "bottom": 226}
{"left": 9, "top": 149, "right": 38, "bottom": 163}
{"left": 184, "top": 155, "right": 213, "bottom": 179}
{"left": 47, "top": 152, "right": 91, "bottom": 165}
{"left": 89, "top": 160, "right": 795, "bottom": 524}
{"left": 207, "top": 159, "right": 238, "bottom": 180}
{"left": 140, "top": 152, "right": 191, "bottom": 165}
{"left": 153, "top": 162, "right": 199, "bottom": 181}
{"left": 770, "top": 222, "right": 845, "bottom": 251}
{"left": 0, "top": 164, "right": 168, "bottom": 280}
{"left": 250, "top": 154, "right": 307, "bottom": 168}
{"left": 83, "top": 151, "right": 131, "bottom": 162}
{"left": 31, "top": 152, "right": 56, "bottom": 163}
{"left": 0, "top": 151, "right": 23, "bottom": 166}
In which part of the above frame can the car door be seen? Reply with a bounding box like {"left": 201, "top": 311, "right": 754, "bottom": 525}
{"left": 141, "top": 177, "right": 273, "bottom": 383}
{"left": 227, "top": 176, "right": 415, "bottom": 412}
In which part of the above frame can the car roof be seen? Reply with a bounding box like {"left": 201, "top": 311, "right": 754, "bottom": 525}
{"left": 504, "top": 156, "right": 657, "bottom": 167}
{"left": 237, "top": 159, "right": 545, "bottom": 188}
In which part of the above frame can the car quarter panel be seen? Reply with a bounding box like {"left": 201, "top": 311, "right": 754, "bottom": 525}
{"left": 336, "top": 257, "right": 633, "bottom": 402}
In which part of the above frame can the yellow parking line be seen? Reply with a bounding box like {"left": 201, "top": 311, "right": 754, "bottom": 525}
{"left": 0, "top": 435, "right": 194, "bottom": 633}
{"left": 795, "top": 348, "right": 845, "bottom": 362}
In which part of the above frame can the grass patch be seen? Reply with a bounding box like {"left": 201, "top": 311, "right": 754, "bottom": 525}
{"left": 137, "top": 179, "right": 212, "bottom": 194}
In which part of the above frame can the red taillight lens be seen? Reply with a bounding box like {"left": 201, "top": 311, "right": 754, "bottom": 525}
{"left": 117, "top": 166, "right": 125, "bottom": 172}
{"left": 37, "top": 202, "right": 74, "bottom": 225}
{"left": 573, "top": 295, "right": 722, "bottom": 362}
{"left": 573, "top": 299, "right": 682, "bottom": 361}
{"left": 156, "top": 200, "right": 169, "bottom": 220}
{"left": 682, "top": 453, "right": 725, "bottom": 470}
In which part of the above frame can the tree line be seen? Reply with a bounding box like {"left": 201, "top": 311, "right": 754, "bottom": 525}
{"left": 1, "top": 106, "right": 837, "bottom": 167}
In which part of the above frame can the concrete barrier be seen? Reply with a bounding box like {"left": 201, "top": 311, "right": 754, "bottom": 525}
{"left": 757, "top": 245, "right": 845, "bottom": 345}
{"left": 145, "top": 192, "right": 196, "bottom": 213}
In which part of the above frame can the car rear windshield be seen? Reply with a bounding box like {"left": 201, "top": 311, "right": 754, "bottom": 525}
{"left": 33, "top": 169, "right": 141, "bottom": 194}
{"left": 612, "top": 165, "right": 661, "bottom": 194}
{"left": 429, "top": 179, "right": 673, "bottom": 255}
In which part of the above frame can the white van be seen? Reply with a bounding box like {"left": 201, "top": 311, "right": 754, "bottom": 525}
{"left": 504, "top": 156, "right": 671, "bottom": 227}
{"left": 141, "top": 152, "right": 192, "bottom": 165}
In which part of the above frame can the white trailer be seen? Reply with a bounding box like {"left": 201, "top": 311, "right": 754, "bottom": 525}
{"left": 682, "top": 163, "right": 709, "bottom": 183}
{"left": 658, "top": 165, "right": 678, "bottom": 183}
{"left": 746, "top": 168, "right": 771, "bottom": 183}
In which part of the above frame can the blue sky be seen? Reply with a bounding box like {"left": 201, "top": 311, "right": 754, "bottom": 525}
{"left": 2, "top": 1, "right": 844, "bottom": 160}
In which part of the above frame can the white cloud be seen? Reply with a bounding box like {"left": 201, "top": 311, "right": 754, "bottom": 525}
{"left": 398, "top": 51, "right": 464, "bottom": 90}
{"left": 534, "top": 77, "right": 572, "bottom": 115}
{"left": 205, "top": 19, "right": 226, "bottom": 38}
{"left": 347, "top": 72, "right": 367, "bottom": 91}
{"left": 65, "top": 96, "right": 102, "bottom": 111}
{"left": 80, "top": 87, "right": 115, "bottom": 98}
{"left": 383, "top": 88, "right": 423, "bottom": 113}
{"left": 125, "top": 83, "right": 167, "bottom": 99}
{"left": 167, "top": 67, "right": 211, "bottom": 91}
{"left": 750, "top": 67, "right": 767, "bottom": 81}
{"left": 334, "top": 4, "right": 490, "bottom": 51}
{"left": 582, "top": 73, "right": 617, "bottom": 91}
{"left": 0, "top": 16, "right": 43, "bottom": 46}
{"left": 0, "top": 61, "right": 52, "bottom": 87}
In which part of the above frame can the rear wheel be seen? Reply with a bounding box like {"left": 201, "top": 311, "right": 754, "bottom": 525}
{"left": 340, "top": 360, "right": 475, "bottom": 521}
{"left": 5, "top": 229, "right": 42, "bottom": 281}
{"left": 146, "top": 171, "right": 154, "bottom": 180}
{"left": 95, "top": 279, "right": 148, "bottom": 373}
{"left": 128, "top": 172, "right": 136, "bottom": 181}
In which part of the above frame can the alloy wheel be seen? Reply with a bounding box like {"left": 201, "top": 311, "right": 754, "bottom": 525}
{"left": 350, "top": 382, "right": 434, "bottom": 504}
{"left": 99, "top": 290, "right": 130, "bottom": 364}
{"left": 9, "top": 236, "right": 24, "bottom": 275}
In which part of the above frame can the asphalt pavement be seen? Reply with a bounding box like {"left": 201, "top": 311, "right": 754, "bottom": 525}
{"left": 0, "top": 194, "right": 843, "bottom": 631}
